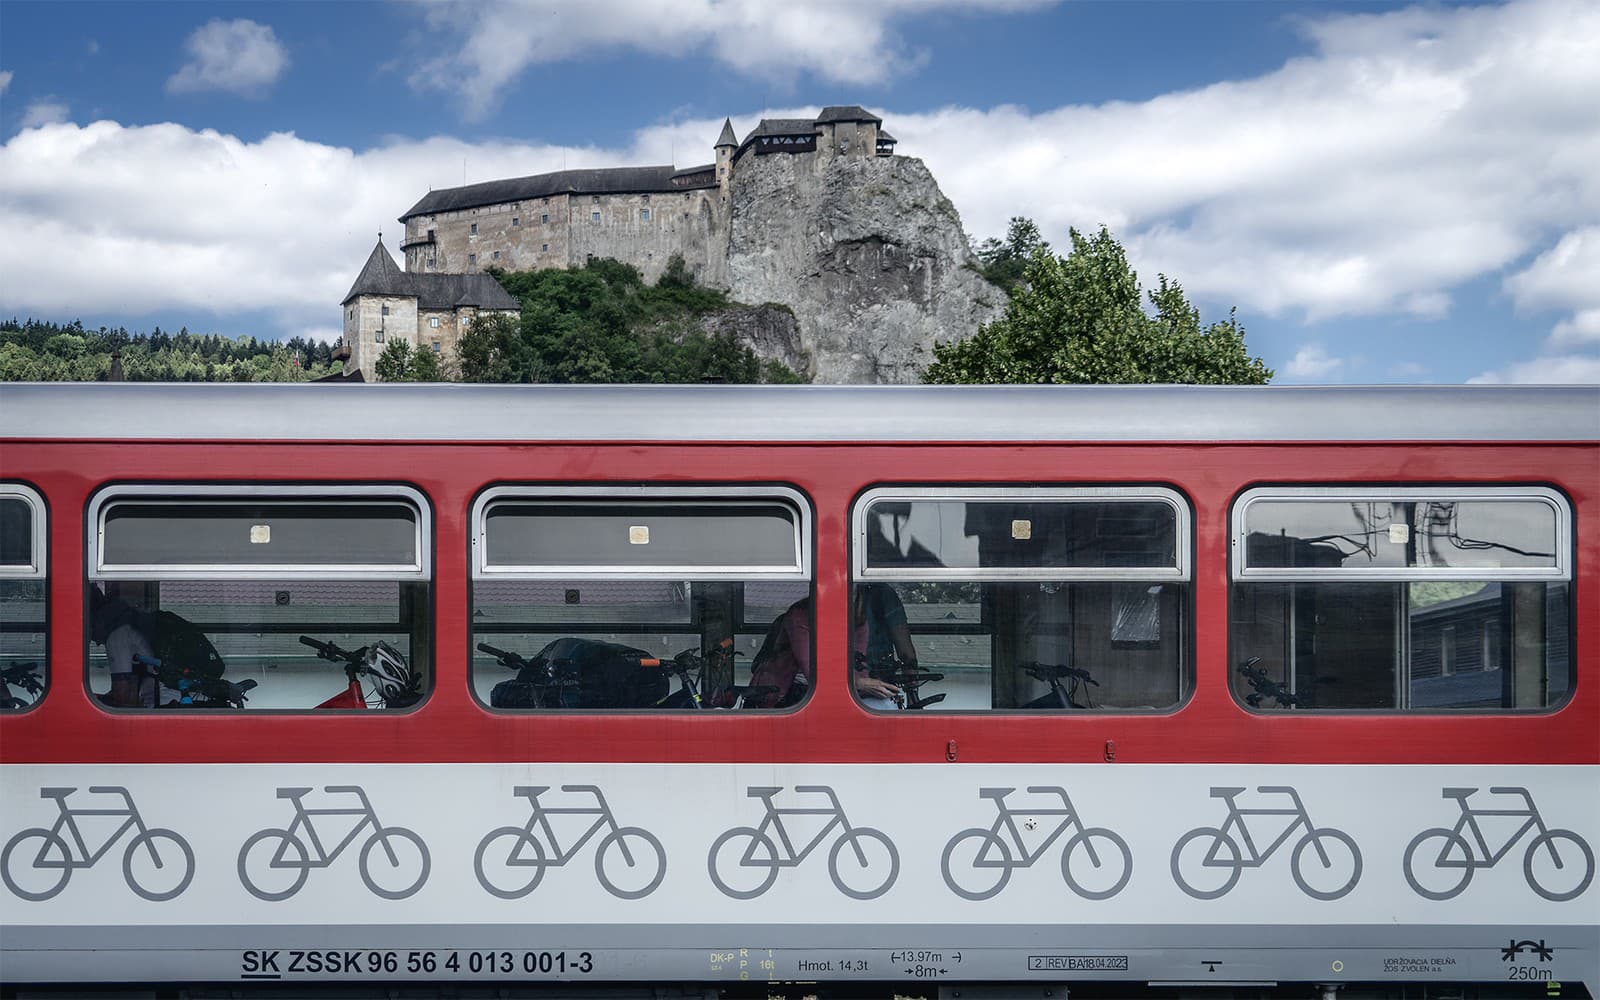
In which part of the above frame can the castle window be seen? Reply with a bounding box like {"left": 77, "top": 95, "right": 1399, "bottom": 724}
{"left": 469, "top": 253, "right": 477, "bottom": 265}
{"left": 512, "top": 217, "right": 519, "bottom": 227}
{"left": 640, "top": 208, "right": 650, "bottom": 222}
{"left": 592, "top": 196, "right": 600, "bottom": 203}
{"left": 470, "top": 223, "right": 478, "bottom": 235}
{"left": 592, "top": 211, "right": 600, "bottom": 223}
{"left": 432, "top": 342, "right": 442, "bottom": 354}
{"left": 381, "top": 305, "right": 389, "bottom": 317}
{"left": 429, "top": 317, "right": 440, "bottom": 328}
{"left": 375, "top": 328, "right": 385, "bottom": 343}
{"left": 542, "top": 243, "right": 549, "bottom": 252}
{"left": 641, "top": 194, "right": 650, "bottom": 202}
{"left": 541, "top": 213, "right": 549, "bottom": 224}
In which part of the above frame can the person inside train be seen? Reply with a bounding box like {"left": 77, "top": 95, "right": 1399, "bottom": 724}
{"left": 89, "top": 585, "right": 160, "bottom": 708}
{"left": 747, "top": 587, "right": 916, "bottom": 709}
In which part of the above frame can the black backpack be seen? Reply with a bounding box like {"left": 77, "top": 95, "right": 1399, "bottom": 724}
{"left": 489, "top": 637, "right": 667, "bottom": 710}
{"left": 140, "top": 610, "right": 230, "bottom": 704}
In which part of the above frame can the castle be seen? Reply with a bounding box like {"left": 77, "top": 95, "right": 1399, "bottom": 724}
{"left": 341, "top": 107, "right": 895, "bottom": 378}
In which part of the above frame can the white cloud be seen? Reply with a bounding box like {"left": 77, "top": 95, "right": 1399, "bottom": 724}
{"left": 1505, "top": 227, "right": 1600, "bottom": 345}
{"left": 19, "top": 99, "right": 69, "bottom": 129}
{"left": 0, "top": 71, "right": 12, "bottom": 95}
{"left": 166, "top": 19, "right": 289, "bottom": 97}
{"left": 1283, "top": 344, "right": 1346, "bottom": 379}
{"left": 1469, "top": 355, "right": 1600, "bottom": 384}
{"left": 414, "top": 0, "right": 1055, "bottom": 120}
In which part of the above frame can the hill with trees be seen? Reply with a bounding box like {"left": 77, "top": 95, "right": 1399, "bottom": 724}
{"left": 0, "top": 319, "right": 340, "bottom": 382}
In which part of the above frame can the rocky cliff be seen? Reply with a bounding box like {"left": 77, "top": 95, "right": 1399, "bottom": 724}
{"left": 723, "top": 153, "right": 1002, "bottom": 384}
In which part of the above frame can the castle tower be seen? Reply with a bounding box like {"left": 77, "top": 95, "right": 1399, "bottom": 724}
{"left": 714, "top": 118, "right": 738, "bottom": 197}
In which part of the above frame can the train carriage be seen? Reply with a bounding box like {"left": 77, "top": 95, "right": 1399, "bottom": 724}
{"left": 1, "top": 381, "right": 1596, "bottom": 999}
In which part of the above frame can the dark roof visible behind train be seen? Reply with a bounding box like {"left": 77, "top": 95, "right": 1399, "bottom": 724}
{"left": 402, "top": 165, "right": 706, "bottom": 221}
{"left": 4, "top": 384, "right": 1596, "bottom": 443}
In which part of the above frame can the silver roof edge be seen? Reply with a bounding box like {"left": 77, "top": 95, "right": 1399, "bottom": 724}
{"left": 2, "top": 382, "right": 1596, "bottom": 443}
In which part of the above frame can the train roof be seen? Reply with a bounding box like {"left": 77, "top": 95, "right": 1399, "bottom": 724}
{"left": 3, "top": 382, "right": 1596, "bottom": 443}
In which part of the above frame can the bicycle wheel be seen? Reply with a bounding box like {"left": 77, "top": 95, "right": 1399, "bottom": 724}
{"left": 1290, "top": 827, "right": 1361, "bottom": 900}
{"left": 1062, "top": 827, "right": 1132, "bottom": 900}
{"left": 708, "top": 827, "right": 780, "bottom": 899}
{"left": 123, "top": 829, "right": 195, "bottom": 902}
{"left": 595, "top": 827, "right": 666, "bottom": 900}
{"left": 1402, "top": 828, "right": 1474, "bottom": 901}
{"left": 359, "top": 826, "right": 429, "bottom": 900}
{"left": 238, "top": 828, "right": 310, "bottom": 902}
{"left": 474, "top": 828, "right": 548, "bottom": 899}
{"left": 828, "top": 827, "right": 899, "bottom": 900}
{"left": 940, "top": 829, "right": 1013, "bottom": 901}
{"left": 1524, "top": 829, "right": 1594, "bottom": 902}
{"left": 2, "top": 828, "right": 72, "bottom": 901}
{"left": 1170, "top": 827, "right": 1243, "bottom": 899}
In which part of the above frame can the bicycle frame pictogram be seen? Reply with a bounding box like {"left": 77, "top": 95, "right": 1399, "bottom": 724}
{"left": 237, "top": 785, "right": 430, "bottom": 901}
{"left": 475, "top": 785, "right": 666, "bottom": 900}
{"left": 941, "top": 786, "right": 1131, "bottom": 900}
{"left": 2, "top": 786, "right": 194, "bottom": 902}
{"left": 1171, "top": 785, "right": 1361, "bottom": 900}
{"left": 708, "top": 785, "right": 899, "bottom": 900}
{"left": 1404, "top": 786, "right": 1593, "bottom": 901}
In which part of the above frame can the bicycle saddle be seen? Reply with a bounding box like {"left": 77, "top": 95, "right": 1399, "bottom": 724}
{"left": 1209, "top": 786, "right": 1247, "bottom": 798}
{"left": 276, "top": 786, "right": 313, "bottom": 799}
{"left": 1441, "top": 787, "right": 1479, "bottom": 799}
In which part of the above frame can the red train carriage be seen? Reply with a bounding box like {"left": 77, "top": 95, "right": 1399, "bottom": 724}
{"left": 1, "top": 382, "right": 1596, "bottom": 999}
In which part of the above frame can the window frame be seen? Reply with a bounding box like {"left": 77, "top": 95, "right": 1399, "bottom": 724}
{"left": 471, "top": 485, "right": 811, "bottom": 583}
{"left": 1, "top": 483, "right": 47, "bottom": 580}
{"left": 88, "top": 484, "right": 431, "bottom": 582}
{"left": 1231, "top": 485, "right": 1571, "bottom": 583}
{"left": 853, "top": 485, "right": 1191, "bottom": 583}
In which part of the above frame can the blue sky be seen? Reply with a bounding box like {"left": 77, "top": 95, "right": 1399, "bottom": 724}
{"left": 2, "top": 0, "right": 1597, "bottom": 384}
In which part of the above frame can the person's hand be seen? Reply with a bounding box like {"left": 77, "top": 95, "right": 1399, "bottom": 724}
{"left": 855, "top": 674, "right": 901, "bottom": 701}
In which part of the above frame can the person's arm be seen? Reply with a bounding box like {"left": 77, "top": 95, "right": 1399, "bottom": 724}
{"left": 854, "top": 670, "right": 901, "bottom": 701}
{"left": 106, "top": 673, "right": 144, "bottom": 707}
{"left": 101, "top": 625, "right": 145, "bottom": 708}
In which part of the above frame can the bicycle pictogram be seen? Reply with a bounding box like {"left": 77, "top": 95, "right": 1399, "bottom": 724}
{"left": 475, "top": 785, "right": 666, "bottom": 900}
{"left": 237, "top": 785, "right": 429, "bottom": 901}
{"left": 1170, "top": 785, "right": 1361, "bottom": 900}
{"left": 1403, "top": 786, "right": 1593, "bottom": 902}
{"left": 708, "top": 785, "right": 898, "bottom": 900}
{"left": 941, "top": 786, "right": 1131, "bottom": 901}
{"left": 2, "top": 786, "right": 195, "bottom": 902}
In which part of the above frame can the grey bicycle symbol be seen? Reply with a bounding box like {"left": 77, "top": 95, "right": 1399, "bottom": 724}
{"left": 1171, "top": 785, "right": 1361, "bottom": 900}
{"left": 2, "top": 786, "right": 194, "bottom": 902}
{"left": 475, "top": 785, "right": 666, "bottom": 900}
{"left": 708, "top": 785, "right": 898, "bottom": 900}
{"left": 941, "top": 786, "right": 1132, "bottom": 901}
{"left": 1404, "top": 786, "right": 1594, "bottom": 902}
{"left": 238, "top": 785, "right": 429, "bottom": 901}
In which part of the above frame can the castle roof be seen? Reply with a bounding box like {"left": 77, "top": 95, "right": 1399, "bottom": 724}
{"left": 815, "top": 105, "right": 883, "bottom": 126}
{"left": 715, "top": 118, "right": 738, "bottom": 148}
{"left": 342, "top": 239, "right": 520, "bottom": 311}
{"left": 400, "top": 165, "right": 713, "bottom": 221}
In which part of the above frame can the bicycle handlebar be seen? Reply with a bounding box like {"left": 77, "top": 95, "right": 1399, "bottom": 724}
{"left": 1022, "top": 662, "right": 1099, "bottom": 684}
{"left": 477, "top": 642, "right": 533, "bottom": 671}
{"left": 299, "top": 635, "right": 363, "bottom": 665}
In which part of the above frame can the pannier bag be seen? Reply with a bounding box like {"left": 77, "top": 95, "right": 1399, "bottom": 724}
{"left": 490, "top": 637, "right": 668, "bottom": 709}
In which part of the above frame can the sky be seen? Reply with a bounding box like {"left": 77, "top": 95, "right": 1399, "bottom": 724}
{"left": 1, "top": 0, "right": 1597, "bottom": 385}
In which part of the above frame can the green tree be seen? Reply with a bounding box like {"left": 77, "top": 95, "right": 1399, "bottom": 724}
{"left": 373, "top": 339, "right": 414, "bottom": 382}
{"left": 973, "top": 216, "right": 1050, "bottom": 295}
{"left": 927, "top": 225, "right": 1273, "bottom": 385}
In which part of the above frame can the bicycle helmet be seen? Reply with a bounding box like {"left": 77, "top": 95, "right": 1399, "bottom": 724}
{"left": 361, "top": 641, "right": 419, "bottom": 707}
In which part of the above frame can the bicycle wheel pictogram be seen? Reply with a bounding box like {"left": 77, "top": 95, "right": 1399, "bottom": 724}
{"left": 827, "top": 828, "right": 898, "bottom": 900}
{"left": 358, "top": 826, "right": 430, "bottom": 900}
{"left": 2, "top": 829, "right": 73, "bottom": 901}
{"left": 708, "top": 826, "right": 781, "bottom": 899}
{"left": 594, "top": 827, "right": 666, "bottom": 900}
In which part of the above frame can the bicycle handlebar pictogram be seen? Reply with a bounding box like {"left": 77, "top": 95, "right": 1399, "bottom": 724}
{"left": 237, "top": 785, "right": 429, "bottom": 901}
{"left": 475, "top": 785, "right": 666, "bottom": 900}
{"left": 1170, "top": 785, "right": 1361, "bottom": 900}
{"left": 2, "top": 786, "right": 194, "bottom": 902}
{"left": 941, "top": 786, "right": 1131, "bottom": 900}
{"left": 1403, "top": 786, "right": 1593, "bottom": 901}
{"left": 708, "top": 785, "right": 899, "bottom": 900}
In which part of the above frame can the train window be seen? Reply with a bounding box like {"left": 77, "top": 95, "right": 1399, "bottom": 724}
{"left": 1, "top": 485, "right": 47, "bottom": 711}
{"left": 85, "top": 486, "right": 431, "bottom": 711}
{"left": 471, "top": 486, "right": 811, "bottom": 711}
{"left": 852, "top": 487, "right": 1190, "bottom": 712}
{"left": 1230, "top": 487, "right": 1572, "bottom": 712}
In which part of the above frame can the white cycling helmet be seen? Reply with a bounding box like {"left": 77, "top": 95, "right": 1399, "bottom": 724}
{"left": 362, "top": 641, "right": 418, "bottom": 706}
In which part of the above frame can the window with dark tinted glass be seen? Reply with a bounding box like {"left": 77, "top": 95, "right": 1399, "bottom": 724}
{"left": 472, "top": 487, "right": 811, "bottom": 711}
{"left": 87, "top": 487, "right": 431, "bottom": 711}
{"left": 853, "top": 488, "right": 1190, "bottom": 712}
{"left": 1, "top": 486, "right": 46, "bottom": 711}
{"left": 1230, "top": 488, "right": 1571, "bottom": 712}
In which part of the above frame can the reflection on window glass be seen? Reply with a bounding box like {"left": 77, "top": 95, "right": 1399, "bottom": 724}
{"left": 473, "top": 494, "right": 812, "bottom": 711}
{"left": 853, "top": 492, "right": 1189, "bottom": 712}
{"left": 1, "top": 488, "right": 45, "bottom": 711}
{"left": 1231, "top": 489, "right": 1570, "bottom": 712}
{"left": 1, "top": 580, "right": 45, "bottom": 710}
{"left": 1241, "top": 497, "right": 1560, "bottom": 572}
